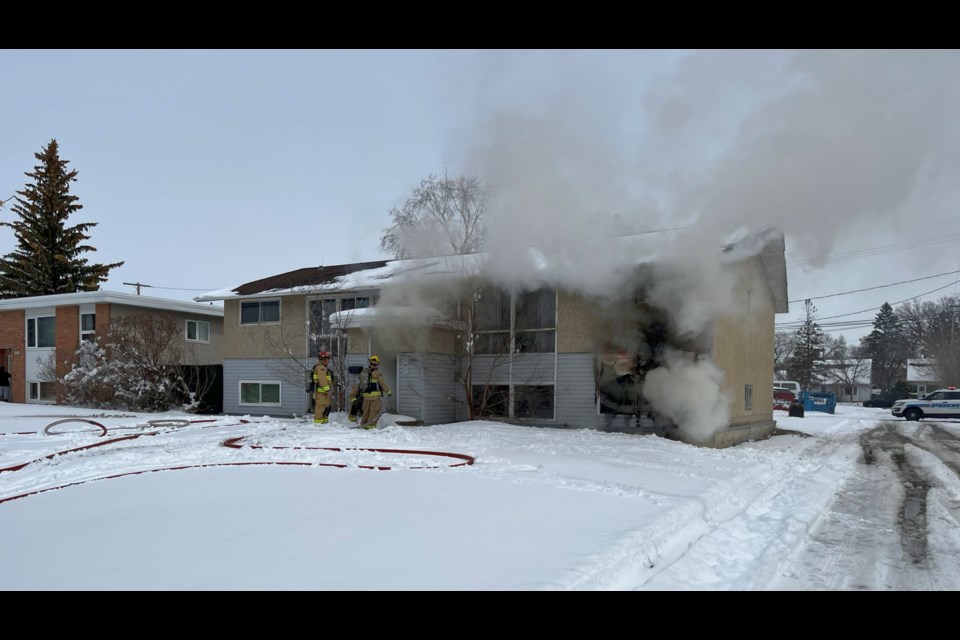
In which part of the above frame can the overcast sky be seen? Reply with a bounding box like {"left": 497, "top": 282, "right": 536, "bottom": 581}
{"left": 2, "top": 50, "right": 958, "bottom": 344}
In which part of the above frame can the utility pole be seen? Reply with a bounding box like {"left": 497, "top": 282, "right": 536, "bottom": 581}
{"left": 123, "top": 282, "right": 153, "bottom": 295}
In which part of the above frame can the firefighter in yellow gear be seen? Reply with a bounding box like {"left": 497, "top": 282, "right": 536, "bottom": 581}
{"left": 312, "top": 351, "right": 333, "bottom": 424}
{"left": 358, "top": 355, "right": 391, "bottom": 429}
{"left": 347, "top": 383, "right": 361, "bottom": 423}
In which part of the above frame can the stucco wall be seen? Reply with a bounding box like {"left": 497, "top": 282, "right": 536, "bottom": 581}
{"left": 222, "top": 297, "right": 305, "bottom": 360}
{"left": 710, "top": 257, "right": 776, "bottom": 427}
{"left": 557, "top": 292, "right": 598, "bottom": 353}
{"left": 112, "top": 303, "right": 224, "bottom": 365}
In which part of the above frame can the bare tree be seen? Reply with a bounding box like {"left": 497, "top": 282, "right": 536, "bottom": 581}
{"left": 380, "top": 171, "right": 487, "bottom": 259}
{"left": 898, "top": 295, "right": 960, "bottom": 387}
{"left": 821, "top": 335, "right": 871, "bottom": 401}
{"left": 774, "top": 330, "right": 795, "bottom": 380}
{"left": 60, "top": 312, "right": 215, "bottom": 412}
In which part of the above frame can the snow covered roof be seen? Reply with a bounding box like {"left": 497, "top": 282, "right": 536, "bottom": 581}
{"left": 0, "top": 290, "right": 223, "bottom": 317}
{"left": 195, "top": 254, "right": 480, "bottom": 301}
{"left": 816, "top": 359, "right": 873, "bottom": 384}
{"left": 906, "top": 358, "right": 940, "bottom": 383}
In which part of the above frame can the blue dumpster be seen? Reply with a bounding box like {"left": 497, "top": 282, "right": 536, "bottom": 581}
{"left": 798, "top": 391, "right": 836, "bottom": 414}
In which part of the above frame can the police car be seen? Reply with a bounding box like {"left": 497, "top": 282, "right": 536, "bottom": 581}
{"left": 891, "top": 387, "right": 960, "bottom": 421}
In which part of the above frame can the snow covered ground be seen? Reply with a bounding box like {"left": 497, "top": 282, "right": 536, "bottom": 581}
{"left": 2, "top": 402, "right": 958, "bottom": 590}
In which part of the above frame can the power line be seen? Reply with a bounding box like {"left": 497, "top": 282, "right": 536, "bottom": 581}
{"left": 788, "top": 269, "right": 960, "bottom": 304}
{"left": 143, "top": 285, "right": 216, "bottom": 291}
{"left": 777, "top": 280, "right": 960, "bottom": 330}
{"left": 122, "top": 282, "right": 215, "bottom": 294}
{"left": 787, "top": 231, "right": 960, "bottom": 268}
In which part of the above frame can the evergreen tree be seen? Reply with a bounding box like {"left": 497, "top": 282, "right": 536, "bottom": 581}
{"left": 787, "top": 300, "right": 826, "bottom": 388}
{"left": 864, "top": 302, "right": 907, "bottom": 392}
{"left": 0, "top": 139, "right": 123, "bottom": 298}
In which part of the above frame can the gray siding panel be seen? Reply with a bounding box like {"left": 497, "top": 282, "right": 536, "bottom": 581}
{"left": 510, "top": 353, "right": 557, "bottom": 384}
{"left": 397, "top": 353, "right": 459, "bottom": 424}
{"left": 422, "top": 354, "right": 459, "bottom": 423}
{"left": 224, "top": 358, "right": 311, "bottom": 417}
{"left": 471, "top": 353, "right": 556, "bottom": 384}
{"left": 556, "top": 353, "right": 600, "bottom": 426}
{"left": 398, "top": 353, "right": 424, "bottom": 419}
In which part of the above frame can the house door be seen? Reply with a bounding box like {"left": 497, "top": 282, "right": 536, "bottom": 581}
{"left": 398, "top": 353, "right": 423, "bottom": 421}
{"left": 0, "top": 348, "right": 11, "bottom": 403}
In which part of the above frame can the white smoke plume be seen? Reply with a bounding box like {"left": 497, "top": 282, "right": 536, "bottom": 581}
{"left": 643, "top": 347, "right": 730, "bottom": 442}
{"left": 390, "top": 50, "right": 960, "bottom": 439}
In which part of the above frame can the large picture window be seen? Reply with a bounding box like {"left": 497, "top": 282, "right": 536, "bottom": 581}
{"left": 27, "top": 317, "right": 56, "bottom": 348}
{"left": 239, "top": 381, "right": 281, "bottom": 406}
{"left": 308, "top": 295, "right": 372, "bottom": 357}
{"left": 472, "top": 385, "right": 510, "bottom": 419}
{"left": 472, "top": 384, "right": 555, "bottom": 420}
{"left": 240, "top": 300, "right": 280, "bottom": 325}
{"left": 474, "top": 288, "right": 556, "bottom": 355}
{"left": 514, "top": 385, "right": 555, "bottom": 419}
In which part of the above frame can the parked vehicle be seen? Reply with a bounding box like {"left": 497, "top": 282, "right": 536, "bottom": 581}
{"left": 863, "top": 393, "right": 898, "bottom": 408}
{"left": 773, "top": 390, "right": 795, "bottom": 412}
{"left": 774, "top": 381, "right": 801, "bottom": 395}
{"left": 891, "top": 387, "right": 960, "bottom": 421}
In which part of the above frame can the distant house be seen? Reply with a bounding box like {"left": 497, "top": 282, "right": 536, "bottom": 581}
{"left": 196, "top": 230, "right": 788, "bottom": 448}
{"left": 816, "top": 358, "right": 873, "bottom": 402}
{"left": 0, "top": 291, "right": 224, "bottom": 405}
{"left": 906, "top": 358, "right": 941, "bottom": 397}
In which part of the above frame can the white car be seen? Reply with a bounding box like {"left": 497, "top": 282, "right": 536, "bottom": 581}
{"left": 774, "top": 381, "right": 801, "bottom": 394}
{"left": 891, "top": 387, "right": 960, "bottom": 421}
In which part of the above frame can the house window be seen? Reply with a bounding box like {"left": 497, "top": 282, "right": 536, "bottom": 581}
{"left": 186, "top": 320, "right": 210, "bottom": 343}
{"left": 745, "top": 384, "right": 753, "bottom": 411}
{"left": 240, "top": 300, "right": 280, "bottom": 325}
{"left": 472, "top": 385, "right": 510, "bottom": 418}
{"left": 514, "top": 289, "right": 557, "bottom": 354}
{"left": 514, "top": 385, "right": 555, "bottom": 419}
{"left": 340, "top": 296, "right": 371, "bottom": 312}
{"left": 471, "top": 384, "right": 556, "bottom": 420}
{"left": 80, "top": 313, "right": 96, "bottom": 343}
{"left": 475, "top": 288, "right": 556, "bottom": 355}
{"left": 308, "top": 296, "right": 373, "bottom": 357}
{"left": 29, "top": 381, "right": 57, "bottom": 401}
{"left": 27, "top": 317, "right": 56, "bottom": 348}
{"left": 239, "top": 381, "right": 281, "bottom": 406}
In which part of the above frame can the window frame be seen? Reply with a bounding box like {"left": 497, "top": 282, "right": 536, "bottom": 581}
{"left": 80, "top": 312, "right": 97, "bottom": 343}
{"left": 474, "top": 288, "right": 557, "bottom": 355}
{"left": 28, "top": 381, "right": 57, "bottom": 402}
{"left": 240, "top": 300, "right": 281, "bottom": 325}
{"left": 238, "top": 380, "right": 282, "bottom": 406}
{"left": 27, "top": 316, "right": 56, "bottom": 349}
{"left": 513, "top": 384, "right": 556, "bottom": 420}
{"left": 308, "top": 294, "right": 373, "bottom": 358}
{"left": 186, "top": 319, "right": 211, "bottom": 343}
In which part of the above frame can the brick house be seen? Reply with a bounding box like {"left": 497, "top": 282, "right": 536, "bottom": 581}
{"left": 0, "top": 291, "right": 224, "bottom": 404}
